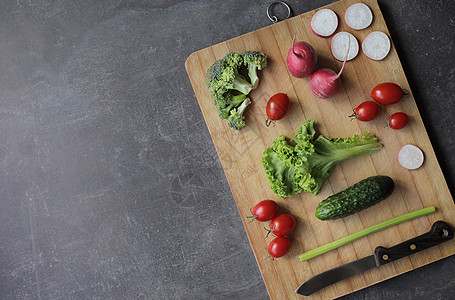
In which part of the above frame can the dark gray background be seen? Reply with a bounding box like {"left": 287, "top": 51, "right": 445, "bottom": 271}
{"left": 0, "top": 0, "right": 454, "bottom": 299}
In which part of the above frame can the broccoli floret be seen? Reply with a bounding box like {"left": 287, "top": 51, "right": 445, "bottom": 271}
{"left": 206, "top": 53, "right": 253, "bottom": 95}
{"left": 223, "top": 52, "right": 244, "bottom": 67}
{"left": 215, "top": 93, "right": 247, "bottom": 119}
{"left": 227, "top": 98, "right": 251, "bottom": 130}
{"left": 242, "top": 51, "right": 268, "bottom": 89}
{"left": 206, "top": 59, "right": 224, "bottom": 89}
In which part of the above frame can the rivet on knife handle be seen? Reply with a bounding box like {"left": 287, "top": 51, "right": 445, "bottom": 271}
{"left": 374, "top": 221, "right": 454, "bottom": 266}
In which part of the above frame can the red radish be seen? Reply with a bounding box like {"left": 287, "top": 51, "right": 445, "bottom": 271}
{"left": 330, "top": 32, "right": 359, "bottom": 61}
{"left": 362, "top": 31, "right": 391, "bottom": 61}
{"left": 344, "top": 2, "right": 373, "bottom": 30}
{"left": 398, "top": 144, "right": 424, "bottom": 170}
{"left": 309, "top": 39, "right": 350, "bottom": 99}
{"left": 310, "top": 9, "right": 338, "bottom": 38}
{"left": 286, "top": 35, "right": 317, "bottom": 78}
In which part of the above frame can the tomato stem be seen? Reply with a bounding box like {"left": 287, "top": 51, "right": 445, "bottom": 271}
{"left": 264, "top": 253, "right": 274, "bottom": 261}
{"left": 265, "top": 118, "right": 276, "bottom": 127}
{"left": 348, "top": 110, "right": 360, "bottom": 120}
{"left": 264, "top": 226, "right": 275, "bottom": 238}
{"left": 246, "top": 208, "right": 258, "bottom": 223}
{"left": 246, "top": 215, "right": 257, "bottom": 223}
{"left": 385, "top": 117, "right": 392, "bottom": 128}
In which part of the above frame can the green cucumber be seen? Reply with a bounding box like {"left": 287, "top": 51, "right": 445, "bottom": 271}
{"left": 315, "top": 175, "right": 395, "bottom": 220}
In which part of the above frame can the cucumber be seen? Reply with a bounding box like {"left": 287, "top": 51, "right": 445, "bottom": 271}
{"left": 315, "top": 175, "right": 395, "bottom": 220}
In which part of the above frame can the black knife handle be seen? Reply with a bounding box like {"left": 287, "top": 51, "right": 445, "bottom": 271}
{"left": 374, "top": 221, "right": 454, "bottom": 266}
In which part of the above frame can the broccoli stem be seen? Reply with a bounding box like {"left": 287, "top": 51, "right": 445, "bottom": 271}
{"left": 237, "top": 97, "right": 250, "bottom": 115}
{"left": 226, "top": 94, "right": 247, "bottom": 111}
{"left": 248, "top": 64, "right": 259, "bottom": 89}
{"left": 232, "top": 93, "right": 247, "bottom": 105}
{"left": 232, "top": 71, "right": 253, "bottom": 95}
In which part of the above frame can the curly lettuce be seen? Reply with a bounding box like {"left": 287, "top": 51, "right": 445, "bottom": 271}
{"left": 262, "top": 120, "right": 383, "bottom": 197}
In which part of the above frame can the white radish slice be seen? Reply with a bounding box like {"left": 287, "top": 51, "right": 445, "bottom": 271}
{"left": 362, "top": 31, "right": 391, "bottom": 61}
{"left": 398, "top": 144, "right": 424, "bottom": 170}
{"left": 310, "top": 9, "right": 338, "bottom": 37}
{"left": 344, "top": 3, "right": 373, "bottom": 30}
{"left": 330, "top": 32, "right": 359, "bottom": 61}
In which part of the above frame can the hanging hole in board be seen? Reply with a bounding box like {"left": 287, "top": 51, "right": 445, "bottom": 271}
{"left": 267, "top": 1, "right": 292, "bottom": 23}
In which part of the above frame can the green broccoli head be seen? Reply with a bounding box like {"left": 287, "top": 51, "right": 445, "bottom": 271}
{"left": 205, "top": 51, "right": 268, "bottom": 130}
{"left": 242, "top": 51, "right": 267, "bottom": 89}
{"left": 227, "top": 97, "right": 251, "bottom": 130}
{"left": 206, "top": 55, "right": 253, "bottom": 95}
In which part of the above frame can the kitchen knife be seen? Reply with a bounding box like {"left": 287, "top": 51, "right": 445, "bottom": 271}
{"left": 295, "top": 221, "right": 453, "bottom": 296}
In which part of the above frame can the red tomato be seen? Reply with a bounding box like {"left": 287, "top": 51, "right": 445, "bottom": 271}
{"left": 350, "top": 101, "right": 380, "bottom": 121}
{"left": 371, "top": 82, "right": 406, "bottom": 105}
{"left": 266, "top": 93, "right": 290, "bottom": 124}
{"left": 247, "top": 200, "right": 278, "bottom": 222}
{"left": 388, "top": 112, "right": 409, "bottom": 130}
{"left": 268, "top": 236, "right": 291, "bottom": 258}
{"left": 266, "top": 214, "right": 296, "bottom": 237}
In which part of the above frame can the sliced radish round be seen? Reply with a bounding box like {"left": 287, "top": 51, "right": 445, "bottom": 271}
{"left": 330, "top": 32, "right": 359, "bottom": 61}
{"left": 344, "top": 3, "right": 373, "bottom": 30}
{"left": 362, "top": 31, "right": 391, "bottom": 61}
{"left": 310, "top": 9, "right": 338, "bottom": 38}
{"left": 398, "top": 144, "right": 424, "bottom": 170}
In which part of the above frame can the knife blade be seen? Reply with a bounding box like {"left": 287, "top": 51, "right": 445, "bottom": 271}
{"left": 295, "top": 221, "right": 453, "bottom": 296}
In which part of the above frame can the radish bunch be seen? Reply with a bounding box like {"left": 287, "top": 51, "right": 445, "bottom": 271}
{"left": 286, "top": 3, "right": 394, "bottom": 99}
{"left": 287, "top": 35, "right": 350, "bottom": 99}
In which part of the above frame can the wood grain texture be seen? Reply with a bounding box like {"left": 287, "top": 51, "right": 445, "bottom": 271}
{"left": 185, "top": 0, "right": 455, "bottom": 298}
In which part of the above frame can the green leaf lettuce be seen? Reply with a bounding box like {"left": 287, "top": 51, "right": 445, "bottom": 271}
{"left": 261, "top": 120, "right": 383, "bottom": 197}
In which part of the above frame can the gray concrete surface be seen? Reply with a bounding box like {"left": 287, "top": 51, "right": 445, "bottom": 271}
{"left": 0, "top": 0, "right": 454, "bottom": 299}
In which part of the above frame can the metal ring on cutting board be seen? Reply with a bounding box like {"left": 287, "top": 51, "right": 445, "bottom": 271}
{"left": 267, "top": 1, "right": 291, "bottom": 23}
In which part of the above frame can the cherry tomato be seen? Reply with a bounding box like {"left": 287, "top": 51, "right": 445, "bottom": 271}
{"left": 387, "top": 112, "right": 409, "bottom": 130}
{"left": 268, "top": 236, "right": 291, "bottom": 258}
{"left": 247, "top": 200, "right": 279, "bottom": 222}
{"left": 350, "top": 101, "right": 380, "bottom": 121}
{"left": 266, "top": 214, "right": 296, "bottom": 237}
{"left": 371, "top": 82, "right": 406, "bottom": 105}
{"left": 266, "top": 93, "right": 290, "bottom": 125}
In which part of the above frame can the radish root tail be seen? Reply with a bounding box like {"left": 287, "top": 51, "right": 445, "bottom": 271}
{"left": 291, "top": 34, "right": 306, "bottom": 57}
{"left": 336, "top": 37, "right": 351, "bottom": 79}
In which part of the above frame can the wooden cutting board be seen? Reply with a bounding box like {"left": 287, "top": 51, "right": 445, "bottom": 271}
{"left": 185, "top": 0, "right": 455, "bottom": 298}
